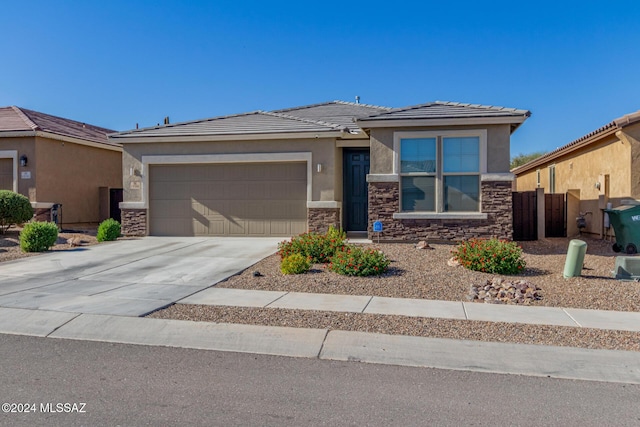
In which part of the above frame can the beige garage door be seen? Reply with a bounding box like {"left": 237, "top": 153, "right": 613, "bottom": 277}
{"left": 0, "top": 159, "right": 13, "bottom": 190}
{"left": 149, "top": 162, "right": 307, "bottom": 236}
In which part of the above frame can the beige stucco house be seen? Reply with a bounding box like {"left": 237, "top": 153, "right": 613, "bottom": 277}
{"left": 0, "top": 106, "right": 123, "bottom": 226}
{"left": 111, "top": 101, "right": 530, "bottom": 240}
{"left": 513, "top": 110, "right": 640, "bottom": 237}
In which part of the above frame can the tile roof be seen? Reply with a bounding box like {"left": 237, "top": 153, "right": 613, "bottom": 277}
{"left": 358, "top": 101, "right": 530, "bottom": 121}
{"left": 273, "top": 101, "right": 392, "bottom": 131}
{"left": 512, "top": 110, "right": 640, "bottom": 174}
{"left": 0, "top": 106, "right": 117, "bottom": 146}
{"left": 112, "top": 110, "right": 344, "bottom": 138}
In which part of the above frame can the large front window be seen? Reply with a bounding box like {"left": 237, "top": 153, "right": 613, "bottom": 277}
{"left": 398, "top": 132, "right": 483, "bottom": 213}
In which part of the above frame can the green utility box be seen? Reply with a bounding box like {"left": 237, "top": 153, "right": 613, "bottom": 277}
{"left": 563, "top": 239, "right": 587, "bottom": 278}
{"left": 605, "top": 204, "right": 640, "bottom": 254}
{"left": 613, "top": 256, "right": 640, "bottom": 281}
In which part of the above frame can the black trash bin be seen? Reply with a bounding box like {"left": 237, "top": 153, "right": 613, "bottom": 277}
{"left": 50, "top": 203, "right": 62, "bottom": 228}
{"left": 605, "top": 204, "right": 640, "bottom": 254}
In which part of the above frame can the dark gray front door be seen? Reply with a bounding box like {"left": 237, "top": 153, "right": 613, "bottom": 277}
{"left": 344, "top": 149, "right": 370, "bottom": 231}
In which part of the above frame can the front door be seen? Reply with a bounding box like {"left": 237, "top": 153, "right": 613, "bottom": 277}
{"left": 344, "top": 149, "right": 370, "bottom": 231}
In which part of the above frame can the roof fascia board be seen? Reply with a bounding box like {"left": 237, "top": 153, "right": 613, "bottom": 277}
{"left": 356, "top": 116, "right": 527, "bottom": 128}
{"left": 0, "top": 130, "right": 36, "bottom": 138}
{"left": 36, "top": 131, "right": 122, "bottom": 152}
{"left": 110, "top": 131, "right": 344, "bottom": 143}
{"left": 512, "top": 127, "right": 619, "bottom": 174}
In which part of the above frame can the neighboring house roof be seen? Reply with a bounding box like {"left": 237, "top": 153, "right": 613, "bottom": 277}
{"left": 357, "top": 101, "right": 530, "bottom": 131}
{"left": 111, "top": 111, "right": 346, "bottom": 140}
{"left": 512, "top": 110, "right": 640, "bottom": 175}
{"left": 273, "top": 101, "right": 392, "bottom": 132}
{"left": 0, "top": 106, "right": 119, "bottom": 147}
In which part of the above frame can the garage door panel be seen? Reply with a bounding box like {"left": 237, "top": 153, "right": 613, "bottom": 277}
{"left": 149, "top": 162, "right": 307, "bottom": 236}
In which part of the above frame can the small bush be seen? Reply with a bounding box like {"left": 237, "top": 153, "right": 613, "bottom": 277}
{"left": 97, "top": 218, "right": 121, "bottom": 242}
{"left": 0, "top": 190, "right": 33, "bottom": 233}
{"left": 451, "top": 238, "right": 526, "bottom": 275}
{"left": 20, "top": 221, "right": 58, "bottom": 252}
{"left": 328, "top": 245, "right": 391, "bottom": 277}
{"left": 280, "top": 253, "right": 311, "bottom": 275}
{"left": 278, "top": 227, "right": 346, "bottom": 264}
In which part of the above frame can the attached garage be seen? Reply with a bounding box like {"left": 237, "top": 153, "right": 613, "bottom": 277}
{"left": 148, "top": 162, "right": 307, "bottom": 236}
{"left": 0, "top": 158, "right": 13, "bottom": 190}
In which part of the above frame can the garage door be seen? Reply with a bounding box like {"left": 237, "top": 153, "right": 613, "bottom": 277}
{"left": 149, "top": 162, "right": 307, "bottom": 236}
{"left": 0, "top": 159, "right": 12, "bottom": 190}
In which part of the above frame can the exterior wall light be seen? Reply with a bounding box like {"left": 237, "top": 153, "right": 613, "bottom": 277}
{"left": 20, "top": 155, "right": 28, "bottom": 167}
{"left": 316, "top": 163, "right": 323, "bottom": 173}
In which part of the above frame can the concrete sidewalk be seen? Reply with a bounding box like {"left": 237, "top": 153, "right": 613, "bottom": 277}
{"left": 1, "top": 307, "right": 639, "bottom": 385}
{"left": 179, "top": 287, "right": 640, "bottom": 332}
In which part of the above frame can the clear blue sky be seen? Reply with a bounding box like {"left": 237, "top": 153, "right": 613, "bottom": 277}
{"left": 2, "top": 1, "right": 639, "bottom": 157}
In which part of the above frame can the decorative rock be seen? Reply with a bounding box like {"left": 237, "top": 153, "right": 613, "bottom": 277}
{"left": 468, "top": 277, "right": 542, "bottom": 305}
{"left": 68, "top": 237, "right": 83, "bottom": 247}
{"left": 447, "top": 257, "right": 460, "bottom": 267}
{"left": 416, "top": 241, "right": 434, "bottom": 250}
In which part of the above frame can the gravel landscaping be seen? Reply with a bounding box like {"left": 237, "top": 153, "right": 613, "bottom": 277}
{"left": 216, "top": 236, "right": 640, "bottom": 312}
{"left": 150, "top": 235, "right": 640, "bottom": 351}
{"left": 0, "top": 228, "right": 99, "bottom": 263}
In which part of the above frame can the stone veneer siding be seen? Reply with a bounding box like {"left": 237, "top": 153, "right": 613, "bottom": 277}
{"left": 308, "top": 208, "right": 341, "bottom": 234}
{"left": 121, "top": 208, "right": 147, "bottom": 236}
{"left": 367, "top": 181, "right": 513, "bottom": 241}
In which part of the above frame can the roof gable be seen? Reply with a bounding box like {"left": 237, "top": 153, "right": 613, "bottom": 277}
{"left": 359, "top": 101, "right": 530, "bottom": 121}
{"left": 273, "top": 101, "right": 392, "bottom": 131}
{"left": 0, "top": 106, "right": 117, "bottom": 146}
{"left": 111, "top": 110, "right": 344, "bottom": 139}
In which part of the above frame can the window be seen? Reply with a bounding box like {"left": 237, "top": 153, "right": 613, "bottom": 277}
{"left": 549, "top": 165, "right": 556, "bottom": 194}
{"left": 536, "top": 169, "right": 541, "bottom": 188}
{"left": 396, "top": 131, "right": 485, "bottom": 213}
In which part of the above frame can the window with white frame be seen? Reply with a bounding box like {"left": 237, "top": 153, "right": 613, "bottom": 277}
{"left": 549, "top": 165, "right": 556, "bottom": 194}
{"left": 395, "top": 131, "right": 486, "bottom": 213}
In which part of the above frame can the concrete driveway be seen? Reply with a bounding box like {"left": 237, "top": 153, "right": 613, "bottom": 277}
{"left": 0, "top": 237, "right": 281, "bottom": 316}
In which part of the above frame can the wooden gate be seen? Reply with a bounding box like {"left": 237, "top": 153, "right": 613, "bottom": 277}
{"left": 512, "top": 191, "right": 537, "bottom": 241}
{"left": 545, "top": 193, "right": 566, "bottom": 237}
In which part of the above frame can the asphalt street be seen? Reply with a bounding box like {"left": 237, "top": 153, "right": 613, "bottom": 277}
{"left": 0, "top": 334, "right": 639, "bottom": 426}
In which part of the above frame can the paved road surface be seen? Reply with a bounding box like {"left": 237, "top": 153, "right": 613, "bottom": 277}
{"left": 0, "top": 335, "right": 639, "bottom": 426}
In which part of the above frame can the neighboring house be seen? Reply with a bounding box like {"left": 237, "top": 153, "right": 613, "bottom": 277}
{"left": 0, "top": 106, "right": 123, "bottom": 226}
{"left": 512, "top": 110, "right": 640, "bottom": 237}
{"left": 111, "top": 101, "right": 529, "bottom": 240}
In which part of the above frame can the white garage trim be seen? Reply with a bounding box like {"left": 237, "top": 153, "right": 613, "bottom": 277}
{"left": 124, "top": 152, "right": 314, "bottom": 210}
{"left": 0, "top": 150, "right": 18, "bottom": 192}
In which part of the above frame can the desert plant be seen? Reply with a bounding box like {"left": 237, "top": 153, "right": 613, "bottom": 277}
{"left": 328, "top": 245, "right": 391, "bottom": 277}
{"left": 277, "top": 228, "right": 346, "bottom": 264}
{"left": 451, "top": 238, "right": 526, "bottom": 275}
{"left": 97, "top": 218, "right": 121, "bottom": 242}
{"left": 0, "top": 190, "right": 33, "bottom": 233}
{"left": 280, "top": 253, "right": 311, "bottom": 275}
{"left": 19, "top": 221, "right": 58, "bottom": 252}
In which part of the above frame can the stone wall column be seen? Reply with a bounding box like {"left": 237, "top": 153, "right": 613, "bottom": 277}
{"left": 307, "top": 207, "right": 341, "bottom": 234}
{"left": 121, "top": 209, "right": 147, "bottom": 236}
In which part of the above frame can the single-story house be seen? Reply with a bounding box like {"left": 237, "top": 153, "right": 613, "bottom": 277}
{"left": 111, "top": 100, "right": 530, "bottom": 240}
{"left": 0, "top": 106, "right": 123, "bottom": 226}
{"left": 513, "top": 110, "right": 640, "bottom": 237}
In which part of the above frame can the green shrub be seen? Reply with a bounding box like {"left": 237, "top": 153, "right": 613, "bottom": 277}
{"left": 278, "top": 227, "right": 346, "bottom": 264}
{"left": 280, "top": 253, "right": 311, "bottom": 275}
{"left": 328, "top": 245, "right": 391, "bottom": 277}
{"left": 97, "top": 218, "right": 121, "bottom": 242}
{"left": 0, "top": 190, "right": 33, "bottom": 233}
{"left": 19, "top": 221, "right": 58, "bottom": 252}
{"left": 451, "top": 238, "right": 526, "bottom": 275}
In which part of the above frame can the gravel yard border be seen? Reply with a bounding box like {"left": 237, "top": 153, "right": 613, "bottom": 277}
{"left": 150, "top": 235, "right": 640, "bottom": 352}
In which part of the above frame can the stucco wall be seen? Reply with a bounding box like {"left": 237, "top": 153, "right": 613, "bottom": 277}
{"left": 122, "top": 137, "right": 341, "bottom": 205}
{"left": 36, "top": 136, "right": 122, "bottom": 224}
{"left": 515, "top": 130, "right": 634, "bottom": 236}
{"left": 0, "top": 136, "right": 36, "bottom": 198}
{"left": 369, "top": 124, "right": 512, "bottom": 174}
